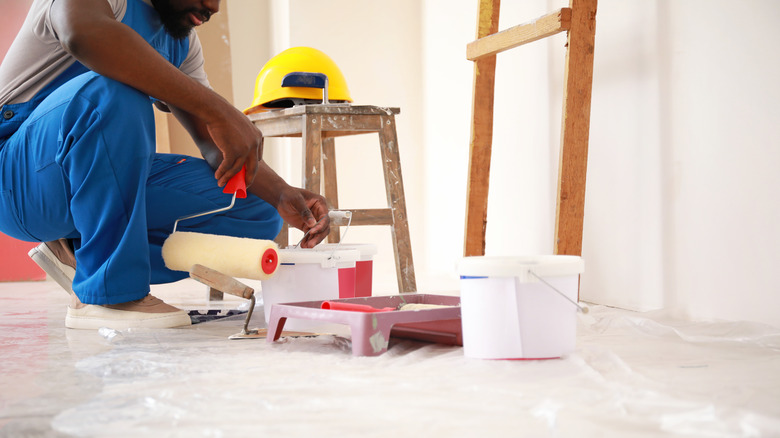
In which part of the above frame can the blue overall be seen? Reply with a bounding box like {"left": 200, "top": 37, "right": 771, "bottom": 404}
{"left": 0, "top": 0, "right": 281, "bottom": 304}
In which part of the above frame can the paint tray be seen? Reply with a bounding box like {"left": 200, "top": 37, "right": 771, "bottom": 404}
{"left": 266, "top": 294, "right": 462, "bottom": 356}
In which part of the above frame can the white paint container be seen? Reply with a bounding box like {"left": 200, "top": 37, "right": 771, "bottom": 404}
{"left": 458, "top": 255, "right": 585, "bottom": 360}
{"left": 313, "top": 243, "right": 378, "bottom": 298}
{"left": 262, "top": 248, "right": 360, "bottom": 330}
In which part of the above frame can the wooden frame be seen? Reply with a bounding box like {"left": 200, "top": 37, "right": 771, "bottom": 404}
{"left": 463, "top": 0, "right": 597, "bottom": 257}
{"left": 466, "top": 8, "right": 571, "bottom": 61}
{"left": 248, "top": 105, "right": 417, "bottom": 294}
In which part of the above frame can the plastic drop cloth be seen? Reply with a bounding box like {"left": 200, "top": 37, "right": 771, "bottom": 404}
{"left": 1, "top": 281, "right": 780, "bottom": 437}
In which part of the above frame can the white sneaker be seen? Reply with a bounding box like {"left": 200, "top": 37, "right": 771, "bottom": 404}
{"left": 30, "top": 240, "right": 191, "bottom": 329}
{"left": 66, "top": 294, "right": 192, "bottom": 330}
{"left": 28, "top": 239, "right": 76, "bottom": 297}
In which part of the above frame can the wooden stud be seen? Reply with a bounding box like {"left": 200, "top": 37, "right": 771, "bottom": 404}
{"left": 302, "top": 114, "right": 322, "bottom": 194}
{"left": 320, "top": 115, "right": 384, "bottom": 132}
{"left": 342, "top": 209, "right": 394, "bottom": 226}
{"left": 466, "top": 8, "right": 571, "bottom": 61}
{"left": 209, "top": 287, "right": 224, "bottom": 301}
{"left": 321, "top": 137, "right": 341, "bottom": 243}
{"left": 464, "top": 0, "right": 501, "bottom": 257}
{"left": 379, "top": 115, "right": 417, "bottom": 293}
{"left": 253, "top": 116, "right": 306, "bottom": 138}
{"left": 554, "top": 0, "right": 597, "bottom": 256}
{"left": 250, "top": 105, "right": 415, "bottom": 294}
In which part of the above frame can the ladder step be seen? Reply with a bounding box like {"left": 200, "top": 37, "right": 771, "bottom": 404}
{"left": 330, "top": 208, "right": 393, "bottom": 226}
{"left": 467, "top": 8, "right": 571, "bottom": 61}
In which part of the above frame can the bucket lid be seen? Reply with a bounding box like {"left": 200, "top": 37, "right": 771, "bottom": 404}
{"left": 278, "top": 248, "right": 360, "bottom": 268}
{"left": 458, "top": 255, "right": 584, "bottom": 282}
{"left": 313, "top": 243, "right": 378, "bottom": 257}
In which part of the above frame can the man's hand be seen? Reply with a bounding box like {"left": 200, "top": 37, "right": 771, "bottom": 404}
{"left": 275, "top": 187, "right": 331, "bottom": 248}
{"left": 202, "top": 107, "right": 262, "bottom": 188}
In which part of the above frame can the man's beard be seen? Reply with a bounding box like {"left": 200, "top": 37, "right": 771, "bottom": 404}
{"left": 150, "top": 0, "right": 210, "bottom": 40}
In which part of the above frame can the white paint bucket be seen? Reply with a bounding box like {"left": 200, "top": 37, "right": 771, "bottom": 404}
{"left": 458, "top": 255, "right": 585, "bottom": 360}
{"left": 262, "top": 248, "right": 360, "bottom": 330}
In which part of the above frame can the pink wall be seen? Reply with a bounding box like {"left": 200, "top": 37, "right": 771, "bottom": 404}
{"left": 1, "top": 0, "right": 34, "bottom": 58}
{"left": 1, "top": 0, "right": 45, "bottom": 281}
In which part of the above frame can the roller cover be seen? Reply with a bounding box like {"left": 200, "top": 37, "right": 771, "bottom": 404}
{"left": 162, "top": 232, "right": 279, "bottom": 280}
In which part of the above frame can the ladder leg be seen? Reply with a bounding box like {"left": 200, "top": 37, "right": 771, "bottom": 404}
{"left": 464, "top": 0, "right": 501, "bottom": 257}
{"left": 378, "top": 116, "right": 416, "bottom": 293}
{"left": 321, "top": 137, "right": 341, "bottom": 243}
{"left": 302, "top": 114, "right": 323, "bottom": 194}
{"left": 209, "top": 287, "right": 224, "bottom": 301}
{"left": 554, "top": 0, "right": 597, "bottom": 256}
{"left": 277, "top": 113, "right": 323, "bottom": 249}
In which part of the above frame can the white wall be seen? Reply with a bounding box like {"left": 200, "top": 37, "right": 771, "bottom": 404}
{"left": 582, "top": 0, "right": 780, "bottom": 325}
{"left": 580, "top": 1, "right": 667, "bottom": 311}
{"left": 227, "top": 1, "right": 780, "bottom": 326}
{"left": 657, "top": 1, "right": 780, "bottom": 325}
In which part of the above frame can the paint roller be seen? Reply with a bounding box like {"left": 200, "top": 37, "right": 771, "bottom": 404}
{"left": 162, "top": 232, "right": 279, "bottom": 280}
{"left": 161, "top": 167, "right": 280, "bottom": 281}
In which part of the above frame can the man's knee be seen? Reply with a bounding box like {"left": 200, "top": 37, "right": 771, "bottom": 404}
{"left": 249, "top": 207, "right": 283, "bottom": 241}
{"left": 233, "top": 200, "right": 283, "bottom": 241}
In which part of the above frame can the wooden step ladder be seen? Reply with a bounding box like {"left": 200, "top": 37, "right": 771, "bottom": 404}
{"left": 464, "top": 0, "right": 597, "bottom": 257}
{"left": 248, "top": 105, "right": 417, "bottom": 294}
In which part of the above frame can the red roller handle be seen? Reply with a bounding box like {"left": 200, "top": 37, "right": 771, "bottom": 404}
{"left": 223, "top": 167, "right": 247, "bottom": 198}
{"left": 321, "top": 301, "right": 396, "bottom": 313}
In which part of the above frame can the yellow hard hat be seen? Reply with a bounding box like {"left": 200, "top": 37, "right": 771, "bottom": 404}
{"left": 244, "top": 47, "right": 352, "bottom": 114}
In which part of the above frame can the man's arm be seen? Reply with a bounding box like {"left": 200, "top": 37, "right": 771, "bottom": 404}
{"left": 172, "top": 106, "right": 331, "bottom": 247}
{"left": 50, "top": 0, "right": 259, "bottom": 187}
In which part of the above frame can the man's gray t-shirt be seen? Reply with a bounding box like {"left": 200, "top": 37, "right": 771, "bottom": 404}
{"left": 0, "top": 0, "right": 210, "bottom": 108}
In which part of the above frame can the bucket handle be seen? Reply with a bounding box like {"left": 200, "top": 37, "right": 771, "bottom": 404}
{"left": 528, "top": 270, "right": 589, "bottom": 314}
{"left": 325, "top": 210, "right": 352, "bottom": 259}
{"left": 292, "top": 210, "right": 353, "bottom": 260}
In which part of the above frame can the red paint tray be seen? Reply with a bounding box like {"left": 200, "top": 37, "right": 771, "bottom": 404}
{"left": 266, "top": 294, "right": 462, "bottom": 356}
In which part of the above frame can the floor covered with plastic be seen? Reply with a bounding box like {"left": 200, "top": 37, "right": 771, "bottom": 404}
{"left": 1, "top": 279, "right": 779, "bottom": 437}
